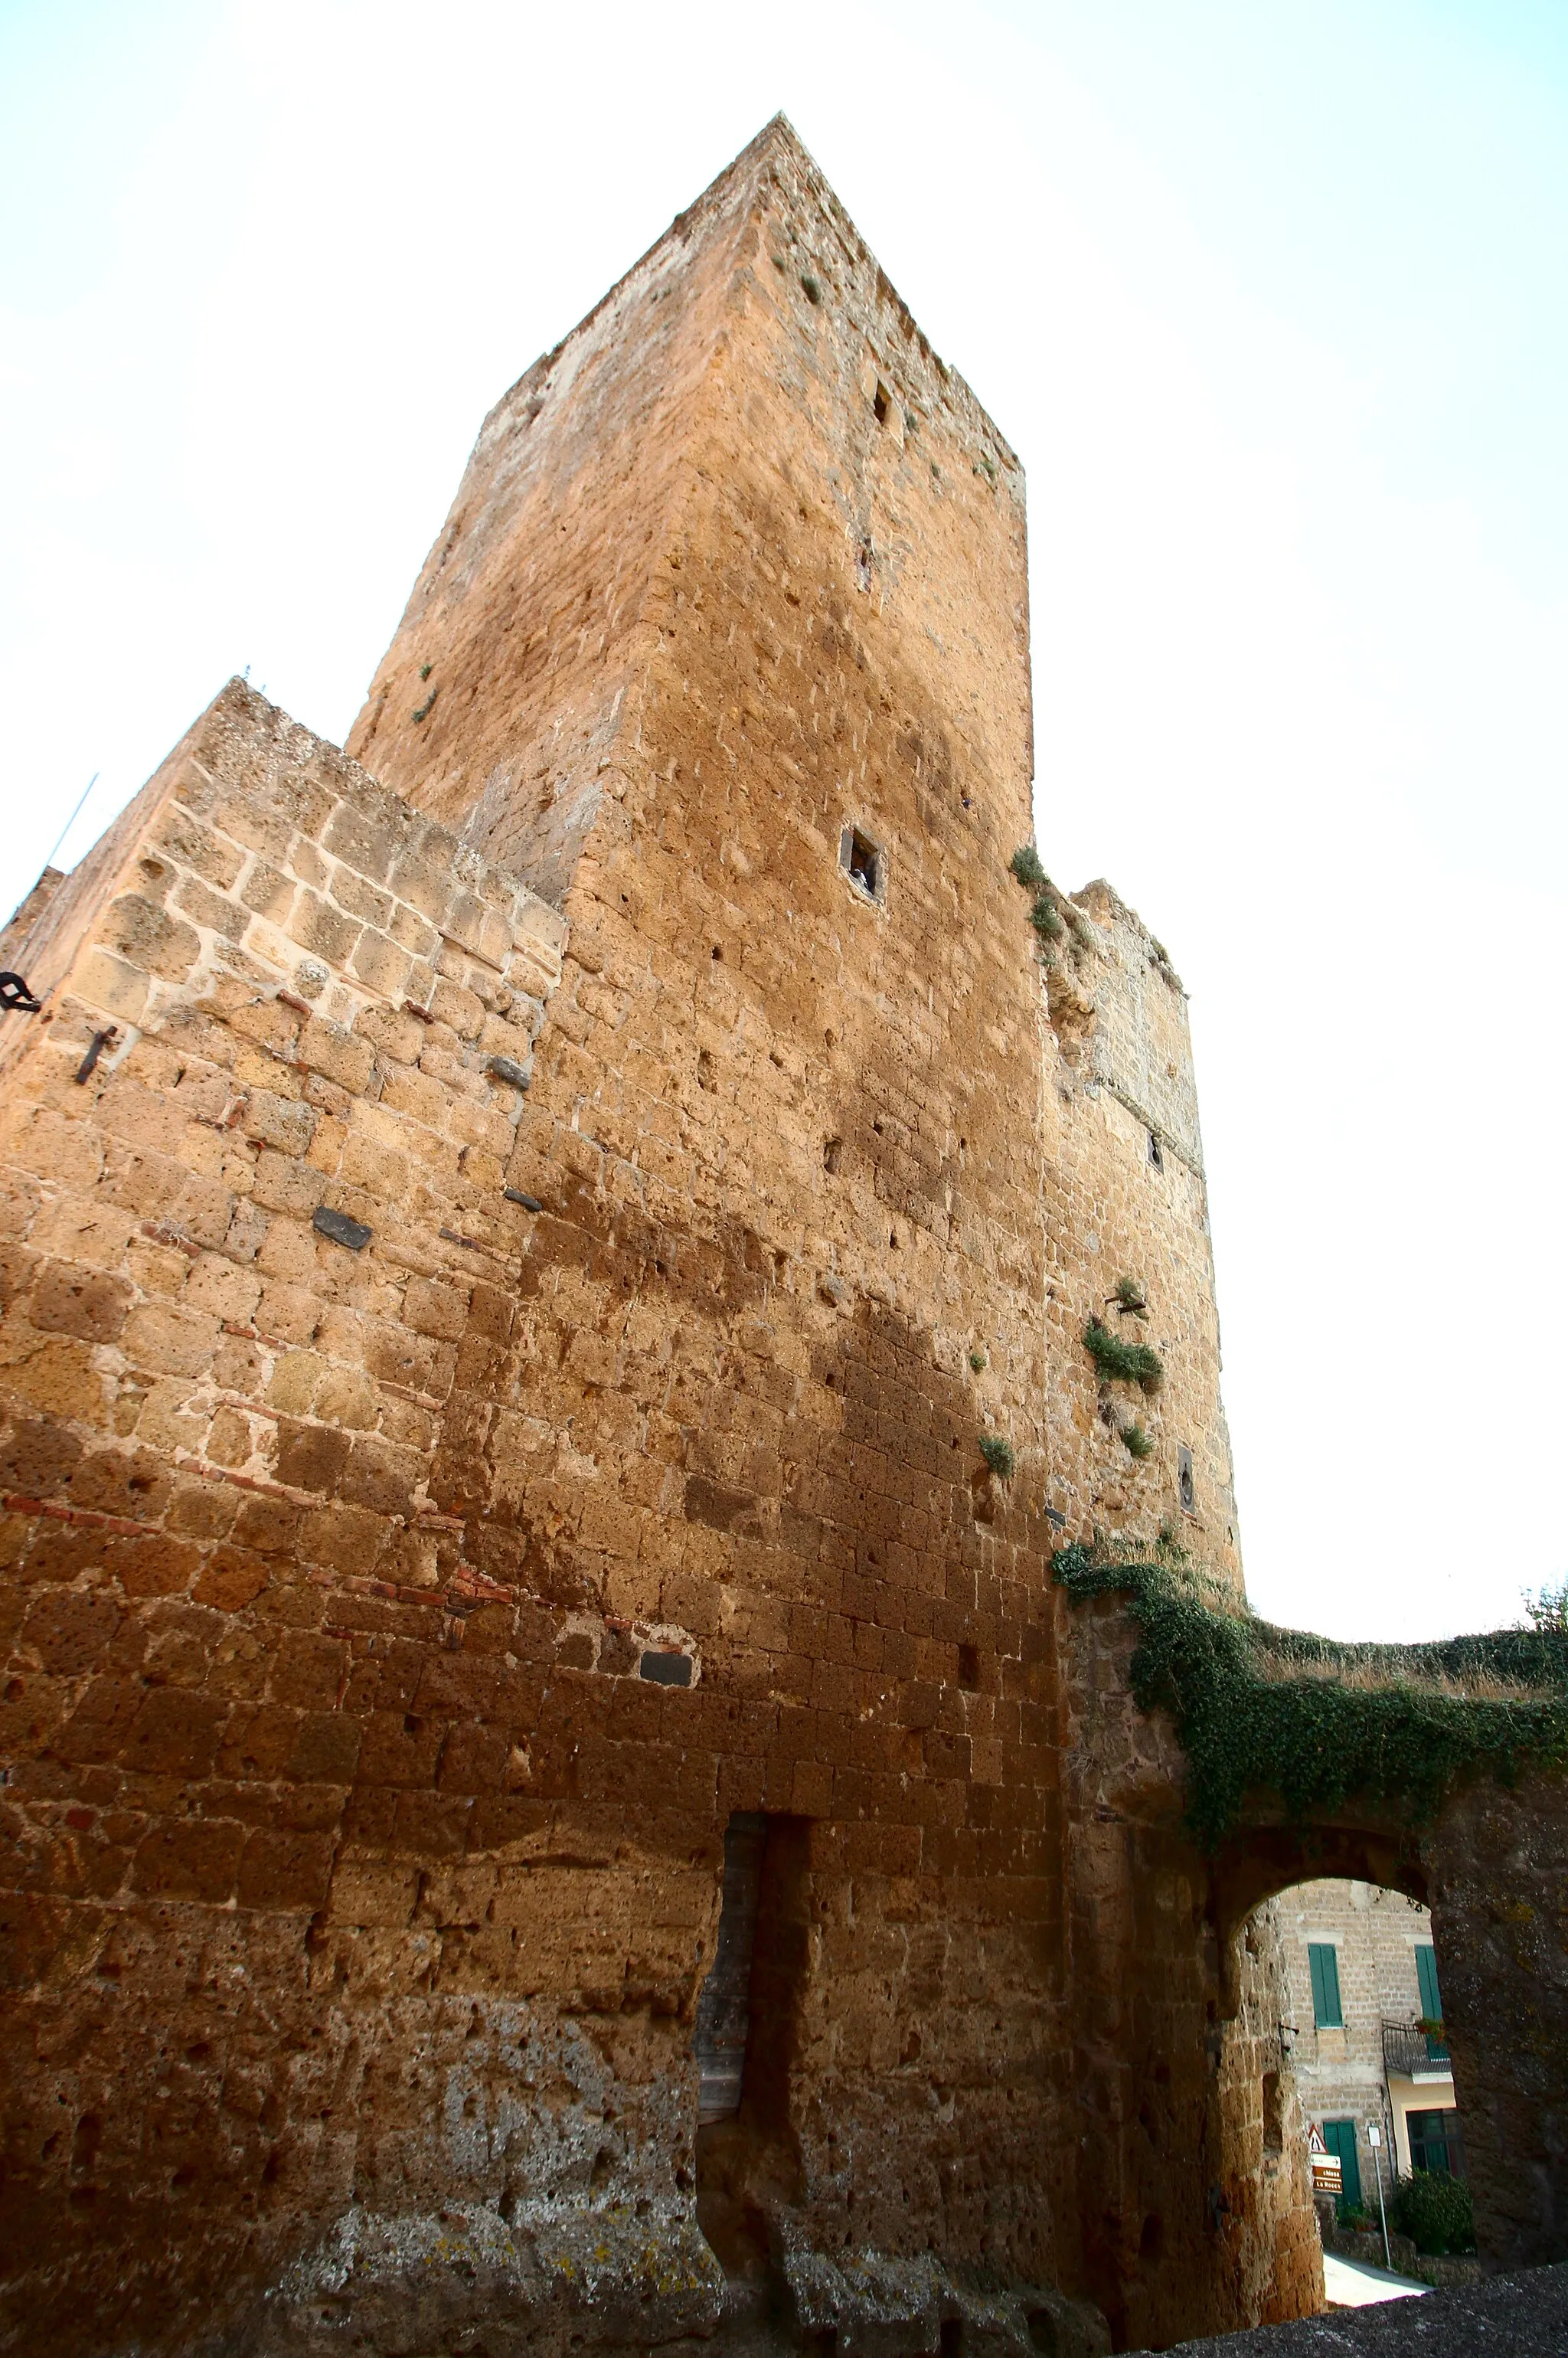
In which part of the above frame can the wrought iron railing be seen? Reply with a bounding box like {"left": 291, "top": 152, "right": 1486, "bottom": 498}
{"left": 1382, "top": 2017, "right": 1452, "bottom": 2075}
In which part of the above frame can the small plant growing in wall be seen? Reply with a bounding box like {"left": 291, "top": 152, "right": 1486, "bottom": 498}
{"left": 1109, "top": 1275, "right": 1148, "bottom": 1316}
{"left": 979, "top": 1434, "right": 1014, "bottom": 1480}
{"left": 1084, "top": 1317, "right": 1164, "bottom": 1395}
{"left": 1030, "top": 894, "right": 1063, "bottom": 943}
{"left": 1009, "top": 844, "right": 1047, "bottom": 891}
{"left": 969, "top": 1346, "right": 988, "bottom": 1373}
{"left": 1121, "top": 1421, "right": 1155, "bottom": 1460}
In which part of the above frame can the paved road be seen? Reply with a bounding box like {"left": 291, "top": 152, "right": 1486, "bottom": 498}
{"left": 1153, "top": 2260, "right": 1568, "bottom": 2354}
{"left": 1321, "top": 2252, "right": 1425, "bottom": 2307}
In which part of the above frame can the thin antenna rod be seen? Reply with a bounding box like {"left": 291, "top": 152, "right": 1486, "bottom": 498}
{"left": 42, "top": 773, "right": 99, "bottom": 875}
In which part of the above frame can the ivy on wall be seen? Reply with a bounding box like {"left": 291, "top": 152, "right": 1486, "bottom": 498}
{"left": 1052, "top": 1538, "right": 1568, "bottom": 1847}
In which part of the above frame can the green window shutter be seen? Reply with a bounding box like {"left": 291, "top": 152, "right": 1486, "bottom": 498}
{"left": 1323, "top": 2118, "right": 1363, "bottom": 2209}
{"left": 1415, "top": 1944, "right": 1449, "bottom": 2061}
{"left": 1308, "top": 1943, "right": 1343, "bottom": 2028}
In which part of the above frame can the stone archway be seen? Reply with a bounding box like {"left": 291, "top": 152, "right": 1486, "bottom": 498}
{"left": 1205, "top": 1777, "right": 1568, "bottom": 2274}
{"left": 1061, "top": 1578, "right": 1568, "bottom": 2346}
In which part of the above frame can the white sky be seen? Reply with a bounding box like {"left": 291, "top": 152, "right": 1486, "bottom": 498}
{"left": 2, "top": 0, "right": 1564, "bottom": 1641}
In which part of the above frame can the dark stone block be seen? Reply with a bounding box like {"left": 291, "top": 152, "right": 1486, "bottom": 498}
{"left": 312, "top": 1205, "right": 373, "bottom": 1251}
{"left": 639, "top": 1651, "right": 693, "bottom": 1687}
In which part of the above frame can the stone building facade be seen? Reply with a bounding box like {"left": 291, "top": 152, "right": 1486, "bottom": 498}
{"left": 1279, "top": 1879, "right": 1462, "bottom": 2208}
{"left": 0, "top": 112, "right": 1409, "bottom": 2358}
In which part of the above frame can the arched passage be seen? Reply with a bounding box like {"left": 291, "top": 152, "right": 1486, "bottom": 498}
{"left": 1263, "top": 1872, "right": 1466, "bottom": 2244}
{"left": 1060, "top": 1583, "right": 1568, "bottom": 2347}
{"left": 1207, "top": 1819, "right": 1429, "bottom": 2019}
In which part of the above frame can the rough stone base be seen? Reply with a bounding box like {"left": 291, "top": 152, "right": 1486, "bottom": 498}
{"left": 229, "top": 2198, "right": 725, "bottom": 2356}
{"left": 221, "top": 2208, "right": 1112, "bottom": 2358}
{"left": 780, "top": 2251, "right": 1110, "bottom": 2358}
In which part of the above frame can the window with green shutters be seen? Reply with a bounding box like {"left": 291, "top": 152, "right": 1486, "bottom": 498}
{"left": 1415, "top": 1943, "right": 1449, "bottom": 2062}
{"left": 1323, "top": 2118, "right": 1363, "bottom": 2210}
{"left": 1308, "top": 1942, "right": 1343, "bottom": 2028}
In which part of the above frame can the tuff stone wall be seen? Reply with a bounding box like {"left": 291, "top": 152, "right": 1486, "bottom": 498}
{"left": 1, "top": 116, "right": 1308, "bottom": 2356}
{"left": 1063, "top": 1595, "right": 1321, "bottom": 2350}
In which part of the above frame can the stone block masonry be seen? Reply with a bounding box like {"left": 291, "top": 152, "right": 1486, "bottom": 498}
{"left": 0, "top": 116, "right": 1314, "bottom": 2358}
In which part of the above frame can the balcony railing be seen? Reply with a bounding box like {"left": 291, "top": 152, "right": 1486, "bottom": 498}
{"left": 1383, "top": 2017, "right": 1452, "bottom": 2076}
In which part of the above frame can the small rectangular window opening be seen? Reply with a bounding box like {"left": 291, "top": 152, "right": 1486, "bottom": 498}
{"left": 1178, "top": 1443, "right": 1196, "bottom": 1516}
{"left": 1408, "top": 2108, "right": 1466, "bottom": 2180}
{"left": 873, "top": 379, "right": 891, "bottom": 427}
{"left": 840, "top": 825, "right": 883, "bottom": 902}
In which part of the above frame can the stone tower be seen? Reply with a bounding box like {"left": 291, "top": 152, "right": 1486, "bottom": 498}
{"left": 0, "top": 119, "right": 1311, "bottom": 2358}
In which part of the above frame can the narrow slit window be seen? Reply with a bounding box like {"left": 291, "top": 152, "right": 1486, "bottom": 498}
{"left": 840, "top": 825, "right": 884, "bottom": 902}
{"left": 873, "top": 379, "right": 891, "bottom": 427}
{"left": 693, "top": 1812, "right": 766, "bottom": 2121}
{"left": 1178, "top": 1443, "right": 1196, "bottom": 1516}
{"left": 1148, "top": 1130, "right": 1164, "bottom": 1170}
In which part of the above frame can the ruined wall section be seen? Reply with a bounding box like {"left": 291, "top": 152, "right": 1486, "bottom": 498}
{"left": 348, "top": 126, "right": 789, "bottom": 909}
{"left": 0, "top": 687, "right": 762, "bottom": 2358}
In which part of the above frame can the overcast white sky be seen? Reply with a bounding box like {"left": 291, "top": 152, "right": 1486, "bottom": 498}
{"left": 2, "top": 0, "right": 1564, "bottom": 1640}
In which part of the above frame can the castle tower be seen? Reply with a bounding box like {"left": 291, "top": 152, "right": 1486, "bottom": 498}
{"left": 0, "top": 119, "right": 1287, "bottom": 2358}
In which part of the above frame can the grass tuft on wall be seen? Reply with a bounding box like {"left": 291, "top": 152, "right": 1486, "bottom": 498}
{"left": 1084, "top": 1317, "right": 1164, "bottom": 1392}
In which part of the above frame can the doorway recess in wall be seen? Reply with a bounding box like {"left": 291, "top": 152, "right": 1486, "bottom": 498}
{"left": 693, "top": 1812, "right": 808, "bottom": 2278}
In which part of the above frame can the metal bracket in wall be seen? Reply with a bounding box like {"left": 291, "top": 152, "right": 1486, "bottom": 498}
{"left": 74, "top": 1027, "right": 117, "bottom": 1084}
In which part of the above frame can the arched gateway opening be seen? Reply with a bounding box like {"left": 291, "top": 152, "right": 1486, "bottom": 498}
{"left": 1057, "top": 1541, "right": 1568, "bottom": 2348}
{"left": 1266, "top": 1876, "right": 1469, "bottom": 2262}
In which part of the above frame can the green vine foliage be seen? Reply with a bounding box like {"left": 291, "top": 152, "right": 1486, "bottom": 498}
{"left": 1051, "top": 1540, "right": 1568, "bottom": 1849}
{"left": 1083, "top": 1317, "right": 1164, "bottom": 1393}
{"left": 1009, "top": 844, "right": 1047, "bottom": 890}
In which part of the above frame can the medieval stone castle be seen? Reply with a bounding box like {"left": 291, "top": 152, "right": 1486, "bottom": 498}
{"left": 2, "top": 116, "right": 1563, "bottom": 2358}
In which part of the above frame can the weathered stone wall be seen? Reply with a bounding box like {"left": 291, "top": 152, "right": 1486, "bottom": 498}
{"left": 1, "top": 116, "right": 1312, "bottom": 2356}
{"left": 1061, "top": 1593, "right": 1321, "bottom": 2350}
{"left": 1426, "top": 1772, "right": 1568, "bottom": 2270}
